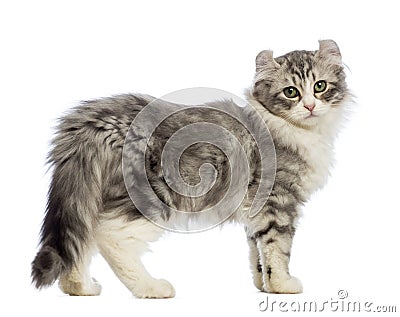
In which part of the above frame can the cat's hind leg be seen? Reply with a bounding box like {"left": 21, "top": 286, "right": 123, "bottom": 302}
{"left": 58, "top": 247, "right": 102, "bottom": 296}
{"left": 96, "top": 217, "right": 175, "bottom": 299}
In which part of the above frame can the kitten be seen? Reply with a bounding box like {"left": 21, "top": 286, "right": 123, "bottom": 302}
{"left": 32, "top": 40, "right": 350, "bottom": 297}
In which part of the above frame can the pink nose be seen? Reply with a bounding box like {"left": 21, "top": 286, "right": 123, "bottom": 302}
{"left": 304, "top": 104, "right": 315, "bottom": 112}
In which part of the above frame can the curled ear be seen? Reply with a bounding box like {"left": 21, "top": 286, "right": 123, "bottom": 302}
{"left": 316, "top": 39, "right": 342, "bottom": 66}
{"left": 255, "top": 50, "right": 280, "bottom": 73}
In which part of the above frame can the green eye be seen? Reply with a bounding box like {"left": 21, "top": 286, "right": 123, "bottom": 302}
{"left": 283, "top": 86, "right": 300, "bottom": 98}
{"left": 314, "top": 80, "right": 327, "bottom": 93}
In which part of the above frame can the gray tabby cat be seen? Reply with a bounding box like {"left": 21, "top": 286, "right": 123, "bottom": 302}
{"left": 32, "top": 40, "right": 350, "bottom": 297}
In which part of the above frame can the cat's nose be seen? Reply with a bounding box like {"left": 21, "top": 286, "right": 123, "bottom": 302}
{"left": 304, "top": 104, "right": 315, "bottom": 112}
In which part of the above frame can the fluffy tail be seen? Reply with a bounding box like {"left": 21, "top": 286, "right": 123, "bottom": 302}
{"left": 32, "top": 114, "right": 102, "bottom": 288}
{"left": 31, "top": 170, "right": 83, "bottom": 288}
{"left": 31, "top": 246, "right": 65, "bottom": 288}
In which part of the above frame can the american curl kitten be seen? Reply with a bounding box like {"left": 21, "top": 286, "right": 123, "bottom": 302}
{"left": 32, "top": 40, "right": 350, "bottom": 297}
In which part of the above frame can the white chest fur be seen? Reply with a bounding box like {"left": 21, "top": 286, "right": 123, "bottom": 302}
{"left": 289, "top": 127, "right": 333, "bottom": 195}
{"left": 249, "top": 99, "right": 341, "bottom": 197}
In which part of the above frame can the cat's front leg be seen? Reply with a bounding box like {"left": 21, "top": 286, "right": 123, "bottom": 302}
{"left": 248, "top": 223, "right": 302, "bottom": 294}
{"left": 247, "top": 237, "right": 263, "bottom": 290}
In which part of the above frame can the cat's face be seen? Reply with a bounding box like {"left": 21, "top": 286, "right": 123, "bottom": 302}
{"left": 252, "top": 40, "right": 348, "bottom": 129}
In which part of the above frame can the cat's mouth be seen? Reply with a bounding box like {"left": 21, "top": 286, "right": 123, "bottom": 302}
{"left": 305, "top": 113, "right": 318, "bottom": 119}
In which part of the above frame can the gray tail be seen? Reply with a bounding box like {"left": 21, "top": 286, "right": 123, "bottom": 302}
{"left": 31, "top": 171, "right": 82, "bottom": 289}
{"left": 31, "top": 246, "right": 65, "bottom": 289}
{"left": 32, "top": 109, "right": 102, "bottom": 289}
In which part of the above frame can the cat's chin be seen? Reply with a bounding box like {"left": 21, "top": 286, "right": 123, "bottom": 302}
{"left": 287, "top": 116, "right": 319, "bottom": 130}
{"left": 302, "top": 115, "right": 319, "bottom": 126}
{"left": 300, "top": 112, "right": 329, "bottom": 129}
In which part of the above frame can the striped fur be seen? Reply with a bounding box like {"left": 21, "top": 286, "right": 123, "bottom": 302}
{"left": 31, "top": 40, "right": 350, "bottom": 296}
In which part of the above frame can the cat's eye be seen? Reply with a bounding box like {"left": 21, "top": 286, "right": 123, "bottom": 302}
{"left": 283, "top": 86, "right": 300, "bottom": 99}
{"left": 314, "top": 80, "right": 327, "bottom": 93}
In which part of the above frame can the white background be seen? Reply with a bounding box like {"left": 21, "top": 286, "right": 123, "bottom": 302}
{"left": 1, "top": 0, "right": 399, "bottom": 315}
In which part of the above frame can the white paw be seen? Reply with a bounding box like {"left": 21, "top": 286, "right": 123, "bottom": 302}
{"left": 133, "top": 278, "right": 176, "bottom": 299}
{"left": 252, "top": 272, "right": 263, "bottom": 291}
{"left": 59, "top": 277, "right": 102, "bottom": 296}
{"left": 267, "top": 276, "right": 303, "bottom": 294}
{"left": 88, "top": 278, "right": 102, "bottom": 296}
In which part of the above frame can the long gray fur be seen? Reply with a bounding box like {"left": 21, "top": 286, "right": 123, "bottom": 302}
{"left": 32, "top": 40, "right": 350, "bottom": 294}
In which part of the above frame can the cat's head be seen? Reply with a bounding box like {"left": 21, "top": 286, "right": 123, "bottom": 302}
{"left": 251, "top": 40, "right": 349, "bottom": 129}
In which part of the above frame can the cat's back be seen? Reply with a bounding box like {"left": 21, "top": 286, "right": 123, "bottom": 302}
{"left": 45, "top": 93, "right": 160, "bottom": 185}
{"left": 58, "top": 94, "right": 152, "bottom": 138}
{"left": 50, "top": 94, "right": 155, "bottom": 158}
